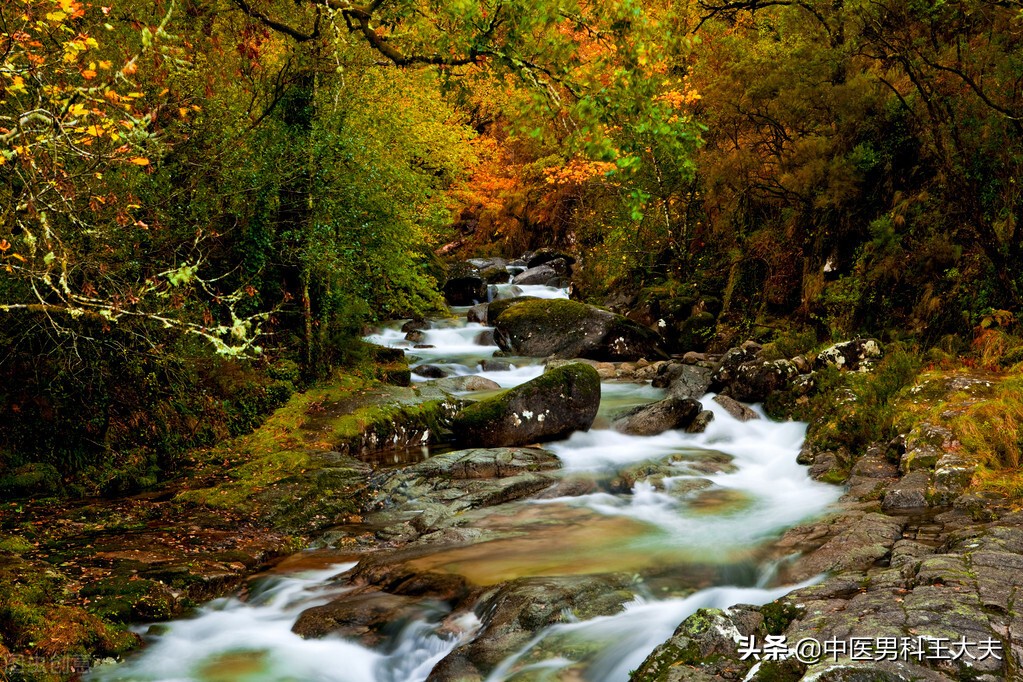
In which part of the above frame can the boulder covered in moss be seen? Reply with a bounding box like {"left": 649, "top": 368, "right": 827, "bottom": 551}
{"left": 492, "top": 299, "right": 667, "bottom": 362}
{"left": 450, "top": 363, "right": 601, "bottom": 447}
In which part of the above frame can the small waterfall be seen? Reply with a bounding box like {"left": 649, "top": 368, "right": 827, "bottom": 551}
{"left": 92, "top": 260, "right": 842, "bottom": 682}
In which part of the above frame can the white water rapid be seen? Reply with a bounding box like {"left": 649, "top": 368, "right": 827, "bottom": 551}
{"left": 90, "top": 272, "right": 841, "bottom": 682}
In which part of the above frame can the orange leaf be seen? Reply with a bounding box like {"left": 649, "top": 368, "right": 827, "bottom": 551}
{"left": 129, "top": 157, "right": 150, "bottom": 165}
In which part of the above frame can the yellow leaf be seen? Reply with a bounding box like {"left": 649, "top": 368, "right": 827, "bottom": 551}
{"left": 129, "top": 157, "right": 150, "bottom": 165}
{"left": 82, "top": 69, "right": 97, "bottom": 80}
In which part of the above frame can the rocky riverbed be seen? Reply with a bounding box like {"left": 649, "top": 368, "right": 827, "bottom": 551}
{"left": 4, "top": 254, "right": 1021, "bottom": 682}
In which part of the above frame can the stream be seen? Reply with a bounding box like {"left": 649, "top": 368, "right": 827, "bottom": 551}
{"left": 91, "top": 278, "right": 842, "bottom": 682}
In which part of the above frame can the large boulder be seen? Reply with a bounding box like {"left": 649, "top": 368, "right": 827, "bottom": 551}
{"left": 450, "top": 363, "right": 601, "bottom": 447}
{"left": 492, "top": 299, "right": 667, "bottom": 362}
{"left": 443, "top": 262, "right": 486, "bottom": 306}
{"left": 612, "top": 398, "right": 702, "bottom": 436}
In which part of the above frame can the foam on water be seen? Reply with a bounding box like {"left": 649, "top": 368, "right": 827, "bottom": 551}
{"left": 99, "top": 267, "right": 842, "bottom": 682}
{"left": 89, "top": 563, "right": 478, "bottom": 682}
{"left": 484, "top": 576, "right": 823, "bottom": 682}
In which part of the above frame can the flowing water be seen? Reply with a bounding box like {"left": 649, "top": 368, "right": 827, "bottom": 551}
{"left": 92, "top": 280, "right": 841, "bottom": 682}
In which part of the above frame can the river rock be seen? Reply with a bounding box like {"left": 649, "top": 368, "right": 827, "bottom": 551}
{"left": 405, "top": 329, "right": 427, "bottom": 343}
{"left": 491, "top": 285, "right": 525, "bottom": 301}
{"left": 467, "top": 303, "right": 489, "bottom": 324}
{"left": 492, "top": 299, "right": 666, "bottom": 362}
{"left": 475, "top": 329, "right": 496, "bottom": 346}
{"left": 512, "top": 262, "right": 565, "bottom": 286}
{"left": 724, "top": 358, "right": 799, "bottom": 403}
{"left": 612, "top": 398, "right": 702, "bottom": 436}
{"left": 813, "top": 338, "right": 884, "bottom": 371}
{"left": 430, "top": 376, "right": 502, "bottom": 392}
{"left": 526, "top": 249, "right": 576, "bottom": 269}
{"left": 480, "top": 264, "right": 511, "bottom": 284}
{"left": 450, "top": 363, "right": 601, "bottom": 447}
{"left": 480, "top": 359, "right": 511, "bottom": 372}
{"left": 669, "top": 365, "right": 714, "bottom": 400}
{"left": 292, "top": 591, "right": 433, "bottom": 644}
{"left": 443, "top": 262, "right": 486, "bottom": 306}
{"left": 413, "top": 364, "right": 450, "bottom": 379}
{"left": 401, "top": 319, "right": 430, "bottom": 333}
{"left": 430, "top": 575, "right": 633, "bottom": 679}
{"left": 687, "top": 410, "right": 715, "bottom": 433}
{"left": 712, "top": 395, "right": 759, "bottom": 422}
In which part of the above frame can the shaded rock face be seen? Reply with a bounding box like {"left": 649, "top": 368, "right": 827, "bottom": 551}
{"left": 712, "top": 395, "right": 759, "bottom": 422}
{"left": 493, "top": 299, "right": 666, "bottom": 362}
{"left": 612, "top": 398, "right": 702, "bottom": 436}
{"left": 526, "top": 250, "right": 576, "bottom": 269}
{"left": 413, "top": 365, "right": 450, "bottom": 379}
{"left": 450, "top": 363, "right": 601, "bottom": 448}
{"left": 512, "top": 258, "right": 570, "bottom": 286}
{"left": 814, "top": 338, "right": 884, "bottom": 372}
{"left": 443, "top": 262, "right": 487, "bottom": 306}
{"left": 724, "top": 359, "right": 799, "bottom": 403}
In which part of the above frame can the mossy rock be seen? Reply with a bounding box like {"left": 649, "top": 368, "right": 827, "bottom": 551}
{"left": 80, "top": 577, "right": 178, "bottom": 624}
{"left": 451, "top": 363, "right": 601, "bottom": 448}
{"left": 0, "top": 463, "right": 63, "bottom": 498}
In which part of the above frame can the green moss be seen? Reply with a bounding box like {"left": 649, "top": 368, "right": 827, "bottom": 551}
{"left": 759, "top": 601, "right": 803, "bottom": 636}
{"left": 80, "top": 577, "right": 177, "bottom": 624}
{"left": 495, "top": 298, "right": 601, "bottom": 326}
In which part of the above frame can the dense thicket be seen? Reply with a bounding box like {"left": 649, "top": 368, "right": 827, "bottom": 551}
{"left": 2, "top": 0, "right": 1020, "bottom": 490}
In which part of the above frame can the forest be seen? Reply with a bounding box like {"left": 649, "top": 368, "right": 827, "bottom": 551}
{"left": 2, "top": 0, "right": 1023, "bottom": 679}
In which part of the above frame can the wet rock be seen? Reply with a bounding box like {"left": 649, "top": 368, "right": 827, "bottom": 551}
{"left": 292, "top": 591, "right": 436, "bottom": 645}
{"left": 687, "top": 410, "right": 715, "bottom": 434}
{"left": 405, "top": 329, "right": 427, "bottom": 343}
{"left": 480, "top": 359, "right": 511, "bottom": 372}
{"left": 480, "top": 264, "right": 511, "bottom": 284}
{"left": 493, "top": 299, "right": 666, "bottom": 362}
{"left": 413, "top": 364, "right": 450, "bottom": 379}
{"left": 433, "top": 575, "right": 633, "bottom": 677}
{"left": 813, "top": 338, "right": 884, "bottom": 372}
{"left": 711, "top": 395, "right": 759, "bottom": 422}
{"left": 401, "top": 319, "right": 430, "bottom": 333}
{"left": 612, "top": 398, "right": 702, "bottom": 436}
{"left": 632, "top": 605, "right": 766, "bottom": 682}
{"left": 450, "top": 363, "right": 601, "bottom": 447}
{"left": 491, "top": 285, "right": 525, "bottom": 301}
{"left": 780, "top": 511, "right": 904, "bottom": 578}
{"left": 467, "top": 303, "right": 489, "bottom": 324}
{"left": 669, "top": 365, "right": 714, "bottom": 400}
{"left": 443, "top": 262, "right": 487, "bottom": 306}
{"left": 512, "top": 262, "right": 566, "bottom": 286}
{"left": 430, "top": 376, "right": 502, "bottom": 392}
{"left": 475, "top": 329, "right": 496, "bottom": 346}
